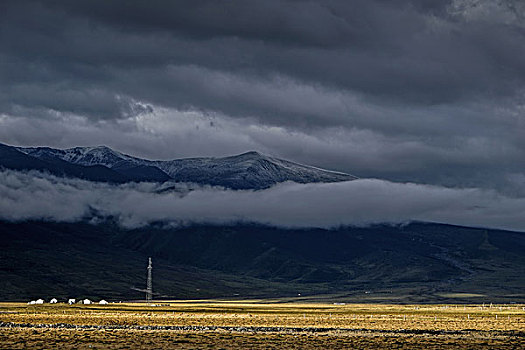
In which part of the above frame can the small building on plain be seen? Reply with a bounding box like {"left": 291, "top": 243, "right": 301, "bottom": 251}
{"left": 35, "top": 299, "right": 44, "bottom": 304}
{"left": 99, "top": 300, "right": 108, "bottom": 305}
{"left": 49, "top": 298, "right": 58, "bottom": 304}
{"left": 68, "top": 299, "right": 76, "bottom": 305}
{"left": 83, "top": 299, "right": 92, "bottom": 305}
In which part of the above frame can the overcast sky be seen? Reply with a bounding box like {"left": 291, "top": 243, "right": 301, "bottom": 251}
{"left": 1, "top": 0, "right": 524, "bottom": 195}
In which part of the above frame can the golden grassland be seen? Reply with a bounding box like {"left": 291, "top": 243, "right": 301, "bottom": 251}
{"left": 1, "top": 328, "right": 522, "bottom": 350}
{"left": 0, "top": 301, "right": 523, "bottom": 349}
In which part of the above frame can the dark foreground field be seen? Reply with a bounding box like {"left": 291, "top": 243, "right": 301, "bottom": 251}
{"left": 0, "top": 301, "right": 523, "bottom": 349}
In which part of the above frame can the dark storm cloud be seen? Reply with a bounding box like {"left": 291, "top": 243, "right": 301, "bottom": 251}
{"left": 3, "top": 0, "right": 524, "bottom": 110}
{"left": 0, "top": 0, "right": 524, "bottom": 195}
{"left": 2, "top": 169, "right": 525, "bottom": 231}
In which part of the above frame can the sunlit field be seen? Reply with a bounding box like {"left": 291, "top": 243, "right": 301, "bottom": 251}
{"left": 0, "top": 300, "right": 523, "bottom": 349}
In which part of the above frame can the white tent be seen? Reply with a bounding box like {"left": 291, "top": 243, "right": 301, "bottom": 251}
{"left": 83, "top": 299, "right": 92, "bottom": 305}
{"left": 28, "top": 300, "right": 36, "bottom": 305}
{"left": 68, "top": 299, "right": 76, "bottom": 305}
{"left": 99, "top": 300, "right": 108, "bottom": 305}
{"left": 49, "top": 298, "right": 58, "bottom": 304}
{"left": 35, "top": 299, "right": 44, "bottom": 304}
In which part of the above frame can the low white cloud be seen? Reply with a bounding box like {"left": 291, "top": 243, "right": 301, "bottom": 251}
{"left": 1, "top": 169, "right": 524, "bottom": 231}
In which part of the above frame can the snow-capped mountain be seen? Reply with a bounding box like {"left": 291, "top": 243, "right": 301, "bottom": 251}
{"left": 150, "top": 151, "right": 357, "bottom": 189}
{"left": 13, "top": 144, "right": 357, "bottom": 189}
{"left": 21, "top": 145, "right": 135, "bottom": 167}
{"left": 18, "top": 145, "right": 171, "bottom": 182}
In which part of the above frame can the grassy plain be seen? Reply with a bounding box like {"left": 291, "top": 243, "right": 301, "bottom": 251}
{"left": 0, "top": 301, "right": 523, "bottom": 349}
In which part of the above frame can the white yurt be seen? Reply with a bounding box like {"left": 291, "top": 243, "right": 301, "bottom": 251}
{"left": 68, "top": 299, "right": 76, "bottom": 305}
{"left": 99, "top": 300, "right": 108, "bottom": 305}
{"left": 35, "top": 299, "right": 44, "bottom": 304}
{"left": 83, "top": 299, "right": 92, "bottom": 305}
{"left": 49, "top": 298, "right": 58, "bottom": 304}
{"left": 28, "top": 300, "right": 36, "bottom": 305}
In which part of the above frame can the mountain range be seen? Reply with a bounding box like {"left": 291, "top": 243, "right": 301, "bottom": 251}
{"left": 0, "top": 143, "right": 356, "bottom": 189}
{"left": 1, "top": 142, "right": 524, "bottom": 304}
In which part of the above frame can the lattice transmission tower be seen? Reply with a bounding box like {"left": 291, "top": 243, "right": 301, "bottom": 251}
{"left": 146, "top": 257, "right": 153, "bottom": 303}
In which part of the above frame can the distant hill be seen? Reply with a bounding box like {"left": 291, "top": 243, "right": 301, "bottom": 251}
{"left": 1, "top": 221, "right": 523, "bottom": 303}
{"left": 11, "top": 143, "right": 356, "bottom": 189}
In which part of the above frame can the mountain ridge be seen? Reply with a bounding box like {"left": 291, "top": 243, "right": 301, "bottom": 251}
{"left": 0, "top": 143, "right": 133, "bottom": 183}
{"left": 5, "top": 143, "right": 357, "bottom": 189}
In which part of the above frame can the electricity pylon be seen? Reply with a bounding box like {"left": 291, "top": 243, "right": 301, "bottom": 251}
{"left": 146, "top": 257, "right": 152, "bottom": 303}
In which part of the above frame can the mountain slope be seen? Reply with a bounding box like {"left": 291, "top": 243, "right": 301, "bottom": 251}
{"left": 1, "top": 221, "right": 523, "bottom": 303}
{"left": 16, "top": 144, "right": 357, "bottom": 189}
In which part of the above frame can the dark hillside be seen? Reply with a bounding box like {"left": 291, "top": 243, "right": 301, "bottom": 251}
{"left": 0, "top": 221, "right": 523, "bottom": 303}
